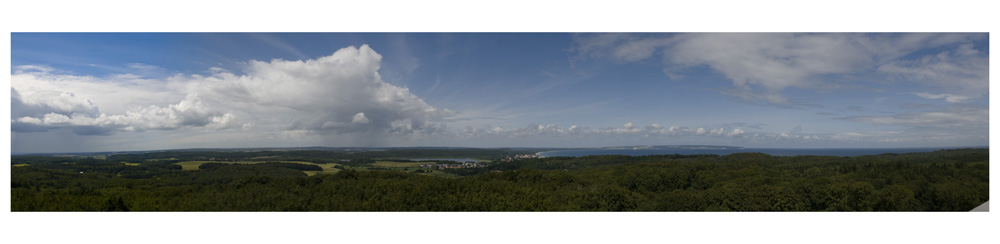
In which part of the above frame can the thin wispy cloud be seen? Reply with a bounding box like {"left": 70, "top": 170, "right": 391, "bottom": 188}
{"left": 572, "top": 33, "right": 987, "bottom": 107}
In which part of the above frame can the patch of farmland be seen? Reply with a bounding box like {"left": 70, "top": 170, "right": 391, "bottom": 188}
{"left": 174, "top": 160, "right": 342, "bottom": 175}
{"left": 373, "top": 161, "right": 427, "bottom": 168}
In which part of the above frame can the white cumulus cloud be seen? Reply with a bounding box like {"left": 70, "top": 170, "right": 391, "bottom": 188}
{"left": 352, "top": 112, "right": 370, "bottom": 124}
{"left": 13, "top": 93, "right": 237, "bottom": 135}
{"left": 11, "top": 45, "right": 454, "bottom": 139}
{"left": 728, "top": 128, "right": 745, "bottom": 137}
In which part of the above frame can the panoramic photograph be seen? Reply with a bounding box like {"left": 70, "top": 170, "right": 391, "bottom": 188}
{"left": 9, "top": 33, "right": 988, "bottom": 212}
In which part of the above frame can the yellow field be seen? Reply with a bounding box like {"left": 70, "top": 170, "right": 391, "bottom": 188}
{"left": 304, "top": 167, "right": 342, "bottom": 176}
{"left": 13, "top": 164, "right": 30, "bottom": 167}
{"left": 122, "top": 162, "right": 141, "bottom": 166}
{"left": 175, "top": 161, "right": 220, "bottom": 170}
{"left": 311, "top": 163, "right": 342, "bottom": 175}
{"left": 174, "top": 160, "right": 341, "bottom": 175}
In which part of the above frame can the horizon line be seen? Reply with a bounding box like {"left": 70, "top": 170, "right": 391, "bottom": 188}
{"left": 10, "top": 145, "right": 989, "bottom": 156}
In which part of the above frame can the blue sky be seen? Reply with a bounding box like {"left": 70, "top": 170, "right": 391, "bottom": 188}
{"left": 9, "top": 33, "right": 989, "bottom": 153}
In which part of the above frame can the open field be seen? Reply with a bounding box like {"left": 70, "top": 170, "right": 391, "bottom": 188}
{"left": 145, "top": 158, "right": 176, "bottom": 162}
{"left": 13, "top": 164, "right": 30, "bottom": 167}
{"left": 176, "top": 160, "right": 315, "bottom": 170}
{"left": 174, "top": 160, "right": 342, "bottom": 175}
{"left": 122, "top": 162, "right": 141, "bottom": 166}
{"left": 176, "top": 161, "right": 226, "bottom": 170}
{"left": 307, "top": 163, "right": 342, "bottom": 176}
{"left": 373, "top": 161, "right": 426, "bottom": 168}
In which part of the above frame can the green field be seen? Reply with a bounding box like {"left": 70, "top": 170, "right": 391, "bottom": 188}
{"left": 373, "top": 161, "right": 426, "bottom": 168}
{"left": 144, "top": 158, "right": 176, "bottom": 162}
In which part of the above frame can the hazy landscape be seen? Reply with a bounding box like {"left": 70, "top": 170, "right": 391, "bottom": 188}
{"left": 10, "top": 33, "right": 988, "bottom": 212}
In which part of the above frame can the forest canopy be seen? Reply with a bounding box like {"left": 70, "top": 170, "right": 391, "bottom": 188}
{"left": 10, "top": 148, "right": 988, "bottom": 211}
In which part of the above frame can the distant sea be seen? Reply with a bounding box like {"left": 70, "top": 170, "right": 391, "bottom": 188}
{"left": 538, "top": 147, "right": 984, "bottom": 157}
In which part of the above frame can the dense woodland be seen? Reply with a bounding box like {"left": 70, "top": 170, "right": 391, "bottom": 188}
{"left": 10, "top": 148, "right": 988, "bottom": 211}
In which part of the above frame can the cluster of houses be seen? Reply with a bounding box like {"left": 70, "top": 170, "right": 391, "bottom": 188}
{"left": 418, "top": 161, "right": 487, "bottom": 170}
{"left": 499, "top": 153, "right": 543, "bottom": 162}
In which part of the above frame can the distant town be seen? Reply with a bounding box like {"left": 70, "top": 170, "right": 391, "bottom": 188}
{"left": 500, "top": 153, "right": 543, "bottom": 162}
{"left": 416, "top": 153, "right": 544, "bottom": 170}
{"left": 418, "top": 161, "right": 487, "bottom": 170}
